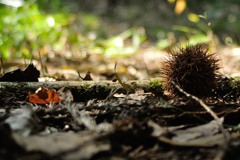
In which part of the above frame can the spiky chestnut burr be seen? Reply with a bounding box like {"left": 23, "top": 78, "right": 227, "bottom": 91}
{"left": 162, "top": 44, "right": 220, "bottom": 97}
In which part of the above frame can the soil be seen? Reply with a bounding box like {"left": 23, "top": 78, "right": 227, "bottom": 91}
{"left": 0, "top": 78, "right": 240, "bottom": 160}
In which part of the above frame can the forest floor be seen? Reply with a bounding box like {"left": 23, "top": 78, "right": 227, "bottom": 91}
{"left": 0, "top": 44, "right": 240, "bottom": 160}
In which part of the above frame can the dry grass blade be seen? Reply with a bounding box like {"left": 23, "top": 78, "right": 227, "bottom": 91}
{"left": 114, "top": 63, "right": 134, "bottom": 93}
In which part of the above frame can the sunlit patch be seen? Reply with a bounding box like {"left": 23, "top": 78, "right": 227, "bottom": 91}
{"left": 188, "top": 13, "right": 200, "bottom": 23}
{"left": 232, "top": 48, "right": 240, "bottom": 56}
{"left": 47, "top": 16, "right": 55, "bottom": 27}
{"left": 0, "top": 0, "right": 24, "bottom": 7}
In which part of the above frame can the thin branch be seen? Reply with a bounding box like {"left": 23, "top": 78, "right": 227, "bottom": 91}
{"left": 171, "top": 81, "right": 230, "bottom": 141}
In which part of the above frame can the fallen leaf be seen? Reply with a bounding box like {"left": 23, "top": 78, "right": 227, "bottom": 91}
{"left": 78, "top": 71, "right": 93, "bottom": 81}
{"left": 13, "top": 131, "right": 110, "bottom": 160}
{"left": 4, "top": 107, "right": 39, "bottom": 136}
{"left": 148, "top": 120, "right": 186, "bottom": 137}
{"left": 83, "top": 71, "right": 93, "bottom": 81}
{"left": 158, "top": 118, "right": 228, "bottom": 147}
{"left": 0, "top": 63, "right": 40, "bottom": 82}
{"left": 159, "top": 133, "right": 226, "bottom": 147}
{"left": 28, "top": 86, "right": 61, "bottom": 104}
{"left": 172, "top": 118, "right": 224, "bottom": 143}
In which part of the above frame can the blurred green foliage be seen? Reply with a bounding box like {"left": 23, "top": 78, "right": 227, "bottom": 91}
{"left": 0, "top": 1, "right": 73, "bottom": 59}
{"left": 0, "top": 0, "right": 240, "bottom": 60}
{"left": 95, "top": 28, "right": 146, "bottom": 57}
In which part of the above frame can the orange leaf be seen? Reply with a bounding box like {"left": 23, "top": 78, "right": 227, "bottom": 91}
{"left": 28, "top": 93, "right": 47, "bottom": 104}
{"left": 45, "top": 89, "right": 61, "bottom": 103}
{"left": 28, "top": 86, "right": 61, "bottom": 104}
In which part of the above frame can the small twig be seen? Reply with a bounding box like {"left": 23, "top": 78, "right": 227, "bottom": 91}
{"left": 103, "top": 87, "right": 120, "bottom": 102}
{"left": 171, "top": 81, "right": 230, "bottom": 141}
{"left": 77, "top": 71, "right": 84, "bottom": 80}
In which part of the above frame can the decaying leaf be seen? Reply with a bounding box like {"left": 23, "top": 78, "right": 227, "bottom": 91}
{"left": 78, "top": 71, "right": 93, "bottom": 81}
{"left": 4, "top": 107, "right": 39, "bottom": 136}
{"left": 13, "top": 131, "right": 111, "bottom": 160}
{"left": 159, "top": 133, "right": 226, "bottom": 147}
{"left": 172, "top": 118, "right": 224, "bottom": 142}
{"left": 28, "top": 86, "right": 61, "bottom": 104}
{"left": 0, "top": 63, "right": 40, "bottom": 82}
{"left": 148, "top": 120, "right": 186, "bottom": 137}
{"left": 156, "top": 118, "right": 228, "bottom": 147}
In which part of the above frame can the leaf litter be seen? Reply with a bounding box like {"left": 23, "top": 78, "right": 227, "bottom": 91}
{"left": 0, "top": 85, "right": 240, "bottom": 160}
{"left": 0, "top": 47, "right": 240, "bottom": 159}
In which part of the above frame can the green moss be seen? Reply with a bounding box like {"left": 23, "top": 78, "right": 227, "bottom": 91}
{"left": 102, "top": 84, "right": 112, "bottom": 93}
{"left": 149, "top": 78, "right": 163, "bottom": 95}
{"left": 72, "top": 82, "right": 113, "bottom": 101}
{"left": 82, "top": 83, "right": 90, "bottom": 92}
{"left": 215, "top": 76, "right": 240, "bottom": 101}
{"left": 230, "top": 77, "right": 240, "bottom": 95}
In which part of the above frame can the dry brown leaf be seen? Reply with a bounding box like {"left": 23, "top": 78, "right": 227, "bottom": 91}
{"left": 13, "top": 131, "right": 110, "bottom": 160}
{"left": 28, "top": 86, "right": 61, "bottom": 104}
{"left": 158, "top": 118, "right": 228, "bottom": 147}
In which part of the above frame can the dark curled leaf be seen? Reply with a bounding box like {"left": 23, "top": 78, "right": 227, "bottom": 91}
{"left": 0, "top": 69, "right": 22, "bottom": 82}
{"left": 0, "top": 63, "right": 40, "bottom": 82}
{"left": 22, "top": 63, "right": 40, "bottom": 82}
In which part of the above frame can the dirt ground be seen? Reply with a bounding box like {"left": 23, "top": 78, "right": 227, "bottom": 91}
{"left": 0, "top": 45, "right": 240, "bottom": 160}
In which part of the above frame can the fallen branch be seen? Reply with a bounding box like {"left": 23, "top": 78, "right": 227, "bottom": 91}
{"left": 0, "top": 80, "right": 159, "bottom": 103}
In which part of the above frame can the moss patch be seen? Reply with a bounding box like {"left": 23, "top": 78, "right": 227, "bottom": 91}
{"left": 149, "top": 78, "right": 163, "bottom": 95}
